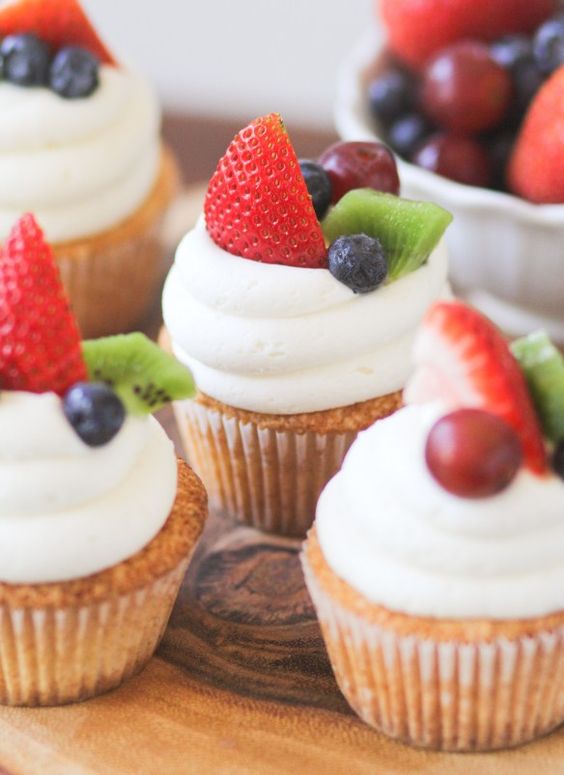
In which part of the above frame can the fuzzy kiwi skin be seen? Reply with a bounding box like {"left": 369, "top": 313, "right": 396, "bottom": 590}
{"left": 82, "top": 333, "right": 195, "bottom": 416}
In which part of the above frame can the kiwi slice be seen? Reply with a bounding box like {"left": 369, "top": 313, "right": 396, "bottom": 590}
{"left": 321, "top": 189, "right": 452, "bottom": 281}
{"left": 82, "top": 333, "right": 195, "bottom": 416}
{"left": 511, "top": 331, "right": 564, "bottom": 442}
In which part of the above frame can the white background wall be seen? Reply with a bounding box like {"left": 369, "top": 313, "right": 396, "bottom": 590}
{"left": 83, "top": 0, "right": 375, "bottom": 128}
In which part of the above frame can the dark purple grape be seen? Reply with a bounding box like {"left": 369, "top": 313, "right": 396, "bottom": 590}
{"left": 533, "top": 14, "right": 564, "bottom": 75}
{"left": 387, "top": 113, "right": 432, "bottom": 159}
{"left": 367, "top": 68, "right": 414, "bottom": 126}
{"left": 413, "top": 133, "right": 492, "bottom": 188}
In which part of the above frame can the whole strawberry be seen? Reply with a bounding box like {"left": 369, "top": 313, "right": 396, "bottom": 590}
{"left": 0, "top": 0, "right": 115, "bottom": 65}
{"left": 379, "top": 0, "right": 557, "bottom": 70}
{"left": 0, "top": 214, "right": 87, "bottom": 394}
{"left": 204, "top": 113, "right": 327, "bottom": 268}
{"left": 508, "top": 65, "right": 564, "bottom": 203}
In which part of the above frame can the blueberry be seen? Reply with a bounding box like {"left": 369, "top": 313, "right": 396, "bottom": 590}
{"left": 511, "top": 58, "right": 545, "bottom": 116}
{"left": 552, "top": 440, "right": 564, "bottom": 481}
{"left": 63, "top": 382, "right": 125, "bottom": 447}
{"left": 49, "top": 46, "right": 99, "bottom": 99}
{"left": 299, "top": 160, "right": 332, "bottom": 219}
{"left": 490, "top": 35, "right": 532, "bottom": 73}
{"left": 368, "top": 68, "right": 414, "bottom": 126}
{"left": 328, "top": 234, "right": 388, "bottom": 294}
{"left": 387, "top": 113, "right": 432, "bottom": 159}
{"left": 534, "top": 14, "right": 564, "bottom": 75}
{"left": 1, "top": 34, "right": 50, "bottom": 87}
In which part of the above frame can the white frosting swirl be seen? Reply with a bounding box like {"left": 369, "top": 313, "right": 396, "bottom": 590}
{"left": 316, "top": 403, "right": 564, "bottom": 620}
{"left": 0, "top": 66, "right": 160, "bottom": 242}
{"left": 0, "top": 392, "right": 177, "bottom": 584}
{"left": 162, "top": 220, "right": 450, "bottom": 413}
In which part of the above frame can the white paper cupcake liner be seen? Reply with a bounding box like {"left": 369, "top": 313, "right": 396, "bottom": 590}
{"left": 302, "top": 550, "right": 564, "bottom": 751}
{"left": 174, "top": 400, "right": 357, "bottom": 537}
{"left": 0, "top": 558, "right": 189, "bottom": 707}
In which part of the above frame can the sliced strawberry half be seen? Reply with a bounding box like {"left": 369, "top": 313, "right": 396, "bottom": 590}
{"left": 204, "top": 113, "right": 327, "bottom": 268}
{"left": 0, "top": 0, "right": 116, "bottom": 65}
{"left": 405, "top": 301, "right": 547, "bottom": 474}
{"left": 0, "top": 213, "right": 87, "bottom": 395}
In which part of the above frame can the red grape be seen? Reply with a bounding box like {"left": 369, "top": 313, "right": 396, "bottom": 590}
{"left": 318, "top": 141, "right": 400, "bottom": 203}
{"left": 425, "top": 409, "right": 523, "bottom": 498}
{"left": 421, "top": 41, "right": 513, "bottom": 133}
{"left": 413, "top": 133, "right": 492, "bottom": 187}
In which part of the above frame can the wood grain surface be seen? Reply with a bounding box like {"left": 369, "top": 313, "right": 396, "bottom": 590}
{"left": 1, "top": 185, "right": 563, "bottom": 774}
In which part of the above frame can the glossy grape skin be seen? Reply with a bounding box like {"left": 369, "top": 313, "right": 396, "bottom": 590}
{"left": 421, "top": 41, "right": 513, "bottom": 133}
{"left": 318, "top": 141, "right": 400, "bottom": 203}
{"left": 425, "top": 409, "right": 523, "bottom": 498}
{"left": 413, "top": 133, "right": 492, "bottom": 187}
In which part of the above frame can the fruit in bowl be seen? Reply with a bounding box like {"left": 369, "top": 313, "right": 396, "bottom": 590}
{"left": 334, "top": 0, "right": 564, "bottom": 343}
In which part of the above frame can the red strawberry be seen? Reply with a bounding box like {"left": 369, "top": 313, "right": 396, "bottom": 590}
{"left": 405, "top": 301, "right": 547, "bottom": 474}
{"left": 0, "top": 214, "right": 87, "bottom": 395}
{"left": 379, "top": 0, "right": 557, "bottom": 70}
{"left": 508, "top": 66, "right": 564, "bottom": 204}
{"left": 0, "top": 0, "right": 115, "bottom": 65}
{"left": 204, "top": 113, "right": 327, "bottom": 268}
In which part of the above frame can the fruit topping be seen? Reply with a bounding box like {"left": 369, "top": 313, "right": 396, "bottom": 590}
{"left": 379, "top": 0, "right": 557, "bottom": 71}
{"left": 413, "top": 133, "right": 493, "bottom": 188}
{"left": 318, "top": 141, "right": 400, "bottom": 203}
{"left": 508, "top": 65, "right": 564, "bottom": 203}
{"left": 49, "top": 45, "right": 99, "bottom": 99}
{"left": 204, "top": 113, "right": 327, "bottom": 268}
{"left": 367, "top": 68, "right": 414, "bottom": 126}
{"left": 63, "top": 382, "right": 125, "bottom": 447}
{"left": 0, "top": 214, "right": 87, "bottom": 395}
{"left": 425, "top": 408, "right": 522, "bottom": 498}
{"left": 421, "top": 41, "right": 512, "bottom": 133}
{"left": 322, "top": 188, "right": 451, "bottom": 280}
{"left": 552, "top": 440, "right": 564, "bottom": 480}
{"left": 327, "top": 234, "right": 388, "bottom": 293}
{"left": 533, "top": 13, "right": 564, "bottom": 75}
{"left": 82, "top": 333, "right": 195, "bottom": 415}
{"left": 299, "top": 160, "right": 332, "bottom": 220}
{"left": 0, "top": 0, "right": 115, "bottom": 65}
{"left": 1, "top": 33, "right": 50, "bottom": 87}
{"left": 405, "top": 301, "right": 547, "bottom": 474}
{"left": 511, "top": 331, "right": 564, "bottom": 443}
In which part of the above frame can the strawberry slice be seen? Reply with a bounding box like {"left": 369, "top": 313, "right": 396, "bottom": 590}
{"left": 204, "top": 113, "right": 327, "bottom": 268}
{"left": 405, "top": 301, "right": 547, "bottom": 474}
{"left": 0, "top": 0, "right": 115, "bottom": 65}
{"left": 0, "top": 214, "right": 87, "bottom": 395}
{"left": 508, "top": 66, "right": 564, "bottom": 204}
{"left": 379, "top": 0, "right": 557, "bottom": 70}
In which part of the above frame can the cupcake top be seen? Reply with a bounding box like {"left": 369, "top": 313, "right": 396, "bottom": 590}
{"left": 163, "top": 114, "right": 452, "bottom": 414}
{"left": 0, "top": 213, "right": 195, "bottom": 584}
{"left": 0, "top": 0, "right": 160, "bottom": 242}
{"left": 316, "top": 300, "right": 564, "bottom": 620}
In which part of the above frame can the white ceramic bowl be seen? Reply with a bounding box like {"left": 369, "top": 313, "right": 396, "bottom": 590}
{"left": 335, "top": 31, "right": 564, "bottom": 342}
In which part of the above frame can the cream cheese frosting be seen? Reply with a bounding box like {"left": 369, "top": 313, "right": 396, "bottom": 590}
{"left": 316, "top": 402, "right": 564, "bottom": 620}
{"left": 162, "top": 219, "right": 450, "bottom": 414}
{"left": 0, "top": 392, "right": 177, "bottom": 584}
{"left": 0, "top": 65, "right": 160, "bottom": 242}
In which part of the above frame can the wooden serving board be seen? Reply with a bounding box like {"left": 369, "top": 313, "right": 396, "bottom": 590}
{"left": 1, "top": 188, "right": 563, "bottom": 774}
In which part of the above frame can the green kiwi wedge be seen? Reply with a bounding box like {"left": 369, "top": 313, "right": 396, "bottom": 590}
{"left": 82, "top": 333, "right": 195, "bottom": 415}
{"left": 321, "top": 189, "right": 452, "bottom": 281}
{"left": 511, "top": 331, "right": 564, "bottom": 442}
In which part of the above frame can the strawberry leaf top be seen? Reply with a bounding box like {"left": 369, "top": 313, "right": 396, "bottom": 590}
{"left": 204, "top": 113, "right": 327, "bottom": 268}
{"left": 0, "top": 0, "right": 116, "bottom": 65}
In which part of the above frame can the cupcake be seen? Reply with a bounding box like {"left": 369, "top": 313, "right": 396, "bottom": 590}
{"left": 162, "top": 113, "right": 451, "bottom": 537}
{"left": 303, "top": 299, "right": 564, "bottom": 751}
{"left": 0, "top": 0, "right": 179, "bottom": 337}
{"left": 0, "top": 214, "right": 205, "bottom": 707}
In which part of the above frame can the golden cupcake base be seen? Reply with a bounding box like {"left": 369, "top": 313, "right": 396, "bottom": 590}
{"left": 55, "top": 145, "right": 180, "bottom": 339}
{"left": 302, "top": 529, "right": 564, "bottom": 751}
{"left": 0, "top": 460, "right": 207, "bottom": 707}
